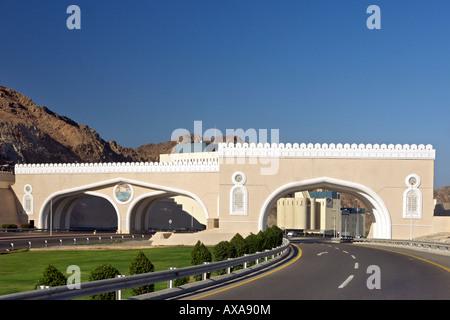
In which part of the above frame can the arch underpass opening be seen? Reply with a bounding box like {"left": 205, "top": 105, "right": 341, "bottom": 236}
{"left": 268, "top": 189, "right": 372, "bottom": 238}
{"left": 259, "top": 177, "right": 392, "bottom": 239}
{"left": 68, "top": 196, "right": 118, "bottom": 231}
{"left": 40, "top": 192, "right": 120, "bottom": 232}
{"left": 127, "top": 194, "right": 206, "bottom": 233}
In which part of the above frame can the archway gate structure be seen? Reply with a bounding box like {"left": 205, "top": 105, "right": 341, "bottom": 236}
{"left": 12, "top": 142, "right": 440, "bottom": 239}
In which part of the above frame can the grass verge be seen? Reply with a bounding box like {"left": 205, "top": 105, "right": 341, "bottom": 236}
{"left": 0, "top": 246, "right": 199, "bottom": 298}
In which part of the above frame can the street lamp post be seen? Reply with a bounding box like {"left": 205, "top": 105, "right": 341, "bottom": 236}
{"left": 332, "top": 208, "right": 337, "bottom": 238}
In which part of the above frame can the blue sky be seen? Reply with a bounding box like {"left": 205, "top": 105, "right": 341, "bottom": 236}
{"left": 1, "top": 1, "right": 450, "bottom": 187}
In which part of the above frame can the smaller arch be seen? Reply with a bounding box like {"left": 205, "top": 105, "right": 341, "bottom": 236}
{"left": 39, "top": 177, "right": 211, "bottom": 233}
{"left": 128, "top": 192, "right": 206, "bottom": 232}
{"left": 127, "top": 191, "right": 167, "bottom": 231}
{"left": 41, "top": 191, "right": 120, "bottom": 231}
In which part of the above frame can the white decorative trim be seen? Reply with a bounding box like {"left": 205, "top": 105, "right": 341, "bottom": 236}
{"left": 403, "top": 174, "right": 423, "bottom": 219}
{"left": 22, "top": 184, "right": 33, "bottom": 215}
{"left": 232, "top": 171, "right": 246, "bottom": 185}
{"left": 218, "top": 142, "right": 435, "bottom": 160}
{"left": 230, "top": 171, "right": 248, "bottom": 216}
{"left": 22, "top": 194, "right": 33, "bottom": 215}
{"left": 405, "top": 173, "right": 421, "bottom": 188}
{"left": 230, "top": 185, "right": 248, "bottom": 216}
{"left": 14, "top": 142, "right": 435, "bottom": 175}
{"left": 113, "top": 183, "right": 134, "bottom": 205}
{"left": 14, "top": 159, "right": 219, "bottom": 175}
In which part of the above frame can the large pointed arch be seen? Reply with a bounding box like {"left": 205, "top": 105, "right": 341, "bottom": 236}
{"left": 39, "top": 177, "right": 210, "bottom": 233}
{"left": 259, "top": 177, "right": 392, "bottom": 239}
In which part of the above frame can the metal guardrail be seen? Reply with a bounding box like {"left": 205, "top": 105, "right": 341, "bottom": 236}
{"left": 353, "top": 238, "right": 450, "bottom": 252}
{"left": 0, "top": 238, "right": 290, "bottom": 300}
{"left": 0, "top": 234, "right": 150, "bottom": 252}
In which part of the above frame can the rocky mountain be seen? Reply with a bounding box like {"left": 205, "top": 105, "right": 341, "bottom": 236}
{"left": 0, "top": 85, "right": 177, "bottom": 166}
{"left": 434, "top": 186, "right": 450, "bottom": 216}
{"left": 434, "top": 186, "right": 450, "bottom": 203}
{"left": 0, "top": 85, "right": 251, "bottom": 168}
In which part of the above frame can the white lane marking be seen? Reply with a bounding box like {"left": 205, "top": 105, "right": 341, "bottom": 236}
{"left": 317, "top": 252, "right": 328, "bottom": 256}
{"left": 354, "top": 262, "right": 359, "bottom": 269}
{"left": 343, "top": 250, "right": 348, "bottom": 254}
{"left": 351, "top": 255, "right": 356, "bottom": 260}
{"left": 338, "top": 275, "right": 354, "bottom": 288}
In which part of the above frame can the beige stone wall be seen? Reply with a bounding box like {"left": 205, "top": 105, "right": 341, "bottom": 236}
{"left": 277, "top": 196, "right": 341, "bottom": 234}
{"left": 9, "top": 142, "right": 446, "bottom": 239}
{"left": 12, "top": 170, "right": 219, "bottom": 232}
{"left": 217, "top": 157, "right": 436, "bottom": 239}
{"left": 0, "top": 172, "right": 26, "bottom": 226}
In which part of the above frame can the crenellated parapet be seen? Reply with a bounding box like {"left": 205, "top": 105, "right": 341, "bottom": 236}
{"left": 15, "top": 159, "right": 220, "bottom": 175}
{"left": 218, "top": 142, "right": 435, "bottom": 160}
{"left": 14, "top": 142, "right": 435, "bottom": 175}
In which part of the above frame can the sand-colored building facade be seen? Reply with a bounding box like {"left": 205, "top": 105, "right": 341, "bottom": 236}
{"left": 1, "top": 142, "right": 448, "bottom": 240}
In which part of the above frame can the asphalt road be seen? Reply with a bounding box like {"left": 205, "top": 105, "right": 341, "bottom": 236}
{"left": 187, "top": 238, "right": 450, "bottom": 300}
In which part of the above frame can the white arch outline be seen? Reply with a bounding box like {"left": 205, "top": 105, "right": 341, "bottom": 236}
{"left": 39, "top": 177, "right": 210, "bottom": 232}
{"left": 258, "top": 177, "right": 392, "bottom": 239}
{"left": 126, "top": 191, "right": 167, "bottom": 231}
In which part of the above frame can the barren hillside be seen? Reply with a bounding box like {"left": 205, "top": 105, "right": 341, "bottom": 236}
{"left": 0, "top": 85, "right": 176, "bottom": 165}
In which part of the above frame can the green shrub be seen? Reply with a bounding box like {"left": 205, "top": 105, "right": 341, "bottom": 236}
{"left": 89, "top": 264, "right": 121, "bottom": 300}
{"left": 35, "top": 264, "right": 67, "bottom": 289}
{"left": 128, "top": 251, "right": 155, "bottom": 296}
{"left": 230, "top": 233, "right": 248, "bottom": 257}
{"left": 213, "top": 241, "right": 235, "bottom": 275}
{"left": 230, "top": 233, "right": 248, "bottom": 270}
{"left": 19, "top": 223, "right": 34, "bottom": 229}
{"left": 1, "top": 224, "right": 17, "bottom": 229}
{"left": 191, "top": 241, "right": 212, "bottom": 281}
{"left": 245, "top": 233, "right": 263, "bottom": 254}
{"left": 271, "top": 225, "right": 283, "bottom": 247}
{"left": 173, "top": 276, "right": 190, "bottom": 287}
{"left": 262, "top": 226, "right": 283, "bottom": 250}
